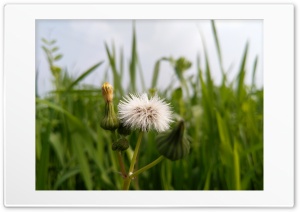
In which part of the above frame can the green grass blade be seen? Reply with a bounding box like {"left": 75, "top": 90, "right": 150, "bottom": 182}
{"left": 49, "top": 133, "right": 65, "bottom": 167}
{"left": 54, "top": 168, "right": 80, "bottom": 189}
{"left": 119, "top": 47, "right": 124, "bottom": 79}
{"left": 216, "top": 112, "right": 231, "bottom": 147}
{"left": 151, "top": 60, "right": 160, "bottom": 89}
{"left": 36, "top": 98, "right": 84, "bottom": 128}
{"left": 251, "top": 56, "right": 258, "bottom": 88}
{"left": 211, "top": 20, "right": 225, "bottom": 76}
{"left": 67, "top": 61, "right": 103, "bottom": 90}
{"left": 237, "top": 43, "right": 249, "bottom": 100}
{"left": 233, "top": 140, "right": 241, "bottom": 190}
{"left": 73, "top": 134, "right": 93, "bottom": 190}
{"left": 51, "top": 89, "right": 102, "bottom": 94}
{"left": 35, "top": 69, "right": 39, "bottom": 97}
{"left": 36, "top": 139, "right": 50, "bottom": 189}
{"left": 203, "top": 166, "right": 212, "bottom": 190}
{"left": 36, "top": 121, "right": 51, "bottom": 190}
{"left": 129, "top": 22, "right": 137, "bottom": 92}
{"left": 198, "top": 26, "right": 214, "bottom": 98}
{"left": 105, "top": 42, "right": 124, "bottom": 96}
{"left": 137, "top": 55, "right": 146, "bottom": 91}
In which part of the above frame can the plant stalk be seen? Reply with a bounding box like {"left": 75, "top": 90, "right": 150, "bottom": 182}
{"left": 129, "top": 156, "right": 164, "bottom": 179}
{"left": 123, "top": 131, "right": 143, "bottom": 190}
{"left": 117, "top": 151, "right": 127, "bottom": 178}
{"left": 111, "top": 131, "right": 127, "bottom": 178}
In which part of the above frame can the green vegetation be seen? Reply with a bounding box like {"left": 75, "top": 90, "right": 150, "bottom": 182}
{"left": 36, "top": 21, "right": 263, "bottom": 190}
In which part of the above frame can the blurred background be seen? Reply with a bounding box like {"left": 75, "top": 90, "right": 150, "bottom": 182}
{"left": 35, "top": 20, "right": 263, "bottom": 190}
{"left": 36, "top": 20, "right": 262, "bottom": 96}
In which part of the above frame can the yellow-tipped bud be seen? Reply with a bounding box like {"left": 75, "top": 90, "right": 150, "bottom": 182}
{"left": 102, "top": 82, "right": 114, "bottom": 102}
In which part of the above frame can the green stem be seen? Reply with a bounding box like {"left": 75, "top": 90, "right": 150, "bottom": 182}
{"left": 117, "top": 151, "right": 127, "bottom": 178}
{"left": 123, "top": 131, "right": 143, "bottom": 190}
{"left": 111, "top": 131, "right": 127, "bottom": 178}
{"left": 130, "top": 156, "right": 164, "bottom": 179}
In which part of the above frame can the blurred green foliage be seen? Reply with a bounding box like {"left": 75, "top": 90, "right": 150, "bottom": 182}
{"left": 36, "top": 21, "right": 263, "bottom": 190}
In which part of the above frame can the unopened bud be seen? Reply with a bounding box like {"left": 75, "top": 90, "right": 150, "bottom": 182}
{"left": 102, "top": 82, "right": 114, "bottom": 102}
{"left": 101, "top": 102, "right": 119, "bottom": 131}
{"left": 112, "top": 137, "right": 129, "bottom": 151}
{"left": 156, "top": 120, "right": 190, "bottom": 161}
{"left": 117, "top": 122, "right": 131, "bottom": 136}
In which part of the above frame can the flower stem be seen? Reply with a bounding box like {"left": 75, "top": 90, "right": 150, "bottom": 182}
{"left": 111, "top": 131, "right": 127, "bottom": 178}
{"left": 116, "top": 151, "right": 127, "bottom": 178}
{"left": 123, "top": 131, "right": 143, "bottom": 190}
{"left": 129, "top": 156, "right": 164, "bottom": 179}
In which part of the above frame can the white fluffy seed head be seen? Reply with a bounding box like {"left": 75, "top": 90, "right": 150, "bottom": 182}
{"left": 118, "top": 93, "right": 173, "bottom": 132}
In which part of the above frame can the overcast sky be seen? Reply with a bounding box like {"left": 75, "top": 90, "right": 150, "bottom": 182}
{"left": 36, "top": 20, "right": 262, "bottom": 96}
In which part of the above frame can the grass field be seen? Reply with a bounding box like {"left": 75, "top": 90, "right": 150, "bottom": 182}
{"left": 36, "top": 21, "right": 263, "bottom": 190}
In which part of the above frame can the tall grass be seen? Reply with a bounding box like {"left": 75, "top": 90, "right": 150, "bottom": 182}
{"left": 36, "top": 21, "right": 263, "bottom": 190}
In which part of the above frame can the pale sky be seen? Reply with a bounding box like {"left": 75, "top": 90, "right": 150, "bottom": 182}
{"left": 36, "top": 20, "right": 262, "bottom": 96}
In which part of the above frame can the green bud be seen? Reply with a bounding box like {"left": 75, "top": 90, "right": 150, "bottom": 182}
{"left": 112, "top": 137, "right": 129, "bottom": 151}
{"left": 112, "top": 141, "right": 119, "bottom": 151}
{"left": 101, "top": 101, "right": 119, "bottom": 131}
{"left": 117, "top": 122, "right": 131, "bottom": 136}
{"left": 156, "top": 120, "right": 190, "bottom": 161}
{"left": 175, "top": 57, "right": 192, "bottom": 72}
{"left": 118, "top": 138, "right": 129, "bottom": 151}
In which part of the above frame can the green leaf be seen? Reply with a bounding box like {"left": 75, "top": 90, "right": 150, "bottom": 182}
{"left": 51, "top": 47, "right": 59, "bottom": 52}
{"left": 42, "top": 46, "right": 50, "bottom": 54}
{"left": 41, "top": 38, "right": 49, "bottom": 44}
{"left": 54, "top": 54, "right": 63, "bottom": 61}
{"left": 50, "top": 39, "right": 57, "bottom": 45}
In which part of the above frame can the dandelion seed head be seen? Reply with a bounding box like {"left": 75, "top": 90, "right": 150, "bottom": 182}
{"left": 118, "top": 93, "right": 173, "bottom": 132}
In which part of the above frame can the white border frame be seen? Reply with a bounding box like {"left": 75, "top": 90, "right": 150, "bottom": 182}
{"left": 4, "top": 4, "right": 294, "bottom": 207}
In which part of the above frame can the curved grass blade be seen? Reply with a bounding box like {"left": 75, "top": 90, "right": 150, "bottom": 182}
{"left": 54, "top": 168, "right": 80, "bottom": 189}
{"left": 36, "top": 98, "right": 84, "bottom": 128}
{"left": 67, "top": 61, "right": 103, "bottom": 91}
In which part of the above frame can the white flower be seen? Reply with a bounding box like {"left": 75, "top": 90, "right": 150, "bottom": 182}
{"left": 118, "top": 93, "right": 173, "bottom": 132}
